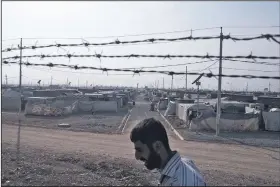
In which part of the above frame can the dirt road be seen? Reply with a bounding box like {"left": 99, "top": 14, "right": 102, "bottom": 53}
{"left": 2, "top": 124, "right": 279, "bottom": 182}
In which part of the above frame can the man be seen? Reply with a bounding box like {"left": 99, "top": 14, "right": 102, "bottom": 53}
{"left": 130, "top": 118, "right": 206, "bottom": 186}
{"left": 150, "top": 102, "right": 155, "bottom": 111}
{"left": 187, "top": 109, "right": 194, "bottom": 127}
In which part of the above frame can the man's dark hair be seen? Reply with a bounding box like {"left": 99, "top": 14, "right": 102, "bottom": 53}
{"left": 130, "top": 118, "right": 170, "bottom": 150}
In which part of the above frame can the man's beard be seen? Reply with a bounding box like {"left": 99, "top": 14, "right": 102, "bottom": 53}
{"left": 141, "top": 149, "right": 162, "bottom": 170}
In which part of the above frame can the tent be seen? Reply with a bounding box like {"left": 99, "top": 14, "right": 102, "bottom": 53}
{"left": 185, "top": 103, "right": 259, "bottom": 132}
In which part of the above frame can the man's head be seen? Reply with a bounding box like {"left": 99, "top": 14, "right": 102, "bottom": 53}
{"left": 130, "top": 118, "right": 171, "bottom": 170}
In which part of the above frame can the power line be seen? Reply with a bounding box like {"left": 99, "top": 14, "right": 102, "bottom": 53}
{"left": 210, "top": 66, "right": 280, "bottom": 73}
{"left": 22, "top": 75, "right": 47, "bottom": 81}
{"left": 196, "top": 60, "right": 219, "bottom": 72}
{"left": 175, "top": 61, "right": 218, "bottom": 80}
{"left": 123, "top": 59, "right": 280, "bottom": 69}
{"left": 1, "top": 76, "right": 18, "bottom": 79}
{"left": 122, "top": 59, "right": 215, "bottom": 69}
{"left": 229, "top": 33, "right": 280, "bottom": 37}
{"left": 223, "top": 58, "right": 280, "bottom": 66}
{"left": 13, "top": 27, "right": 220, "bottom": 40}
{"left": 1, "top": 38, "right": 21, "bottom": 42}
{"left": 223, "top": 25, "right": 280, "bottom": 29}
{"left": 4, "top": 26, "right": 278, "bottom": 41}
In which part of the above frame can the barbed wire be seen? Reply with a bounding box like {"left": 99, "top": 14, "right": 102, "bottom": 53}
{"left": 2, "top": 34, "right": 280, "bottom": 52}
{"left": 28, "top": 66, "right": 141, "bottom": 76}
{"left": 24, "top": 58, "right": 277, "bottom": 75}
{"left": 2, "top": 60, "right": 280, "bottom": 80}
{"left": 3, "top": 52, "right": 280, "bottom": 61}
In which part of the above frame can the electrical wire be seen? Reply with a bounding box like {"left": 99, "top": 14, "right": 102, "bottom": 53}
{"left": 18, "top": 27, "right": 220, "bottom": 40}
{"left": 223, "top": 26, "right": 280, "bottom": 29}
{"left": 211, "top": 66, "right": 280, "bottom": 73}
{"left": 122, "top": 59, "right": 215, "bottom": 69}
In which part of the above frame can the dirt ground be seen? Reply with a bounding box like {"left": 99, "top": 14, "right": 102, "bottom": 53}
{"left": 1, "top": 111, "right": 128, "bottom": 134}
{"left": 1, "top": 142, "right": 159, "bottom": 186}
{"left": 2, "top": 124, "right": 280, "bottom": 186}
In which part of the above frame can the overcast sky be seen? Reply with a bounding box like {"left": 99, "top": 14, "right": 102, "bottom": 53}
{"left": 2, "top": 1, "right": 280, "bottom": 91}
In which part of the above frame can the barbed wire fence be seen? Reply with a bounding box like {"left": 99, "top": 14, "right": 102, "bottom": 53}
{"left": 3, "top": 53, "right": 280, "bottom": 61}
{"left": 2, "top": 27, "right": 280, "bottom": 169}
{"left": 2, "top": 33, "right": 280, "bottom": 52}
{"left": 3, "top": 60, "right": 280, "bottom": 80}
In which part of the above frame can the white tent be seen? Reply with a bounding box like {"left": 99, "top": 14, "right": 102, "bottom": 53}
{"left": 269, "top": 108, "right": 280, "bottom": 112}
{"left": 186, "top": 103, "right": 259, "bottom": 132}
{"left": 164, "top": 101, "right": 176, "bottom": 116}
{"left": 1, "top": 89, "right": 22, "bottom": 111}
{"left": 263, "top": 111, "right": 280, "bottom": 131}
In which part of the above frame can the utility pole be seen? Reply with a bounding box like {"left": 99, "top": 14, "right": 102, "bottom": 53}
{"left": 185, "top": 66, "right": 188, "bottom": 92}
{"left": 50, "top": 76, "right": 53, "bottom": 88}
{"left": 163, "top": 77, "right": 164, "bottom": 89}
{"left": 279, "top": 62, "right": 280, "bottom": 93}
{"left": 216, "top": 27, "right": 223, "bottom": 136}
{"left": 171, "top": 75, "right": 174, "bottom": 90}
{"left": 196, "top": 82, "right": 200, "bottom": 105}
{"left": 5, "top": 74, "right": 8, "bottom": 85}
{"left": 279, "top": 19, "right": 280, "bottom": 94}
{"left": 269, "top": 82, "right": 271, "bottom": 93}
{"left": 78, "top": 79, "right": 80, "bottom": 88}
{"left": 16, "top": 38, "right": 23, "bottom": 167}
{"left": 86, "top": 80, "right": 88, "bottom": 88}
{"left": 196, "top": 81, "right": 201, "bottom": 132}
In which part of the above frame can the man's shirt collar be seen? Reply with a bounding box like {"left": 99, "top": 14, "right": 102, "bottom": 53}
{"left": 159, "top": 151, "right": 181, "bottom": 178}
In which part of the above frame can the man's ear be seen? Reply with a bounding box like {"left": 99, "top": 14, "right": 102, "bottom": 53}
{"left": 152, "top": 141, "right": 162, "bottom": 154}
